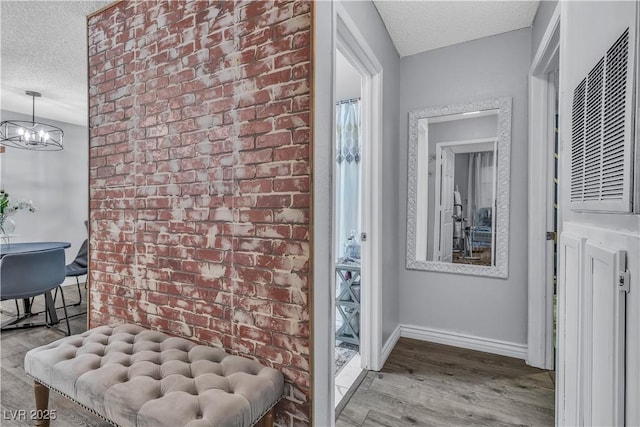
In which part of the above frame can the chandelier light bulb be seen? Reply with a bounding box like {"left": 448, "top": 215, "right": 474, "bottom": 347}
{"left": 18, "top": 128, "right": 24, "bottom": 136}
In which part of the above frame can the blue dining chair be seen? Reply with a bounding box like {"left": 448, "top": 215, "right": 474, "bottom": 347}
{"left": 61, "top": 239, "right": 88, "bottom": 306}
{"left": 0, "top": 248, "right": 71, "bottom": 335}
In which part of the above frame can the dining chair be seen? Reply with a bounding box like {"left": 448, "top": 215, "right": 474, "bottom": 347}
{"left": 0, "top": 248, "right": 71, "bottom": 335}
{"left": 63, "top": 239, "right": 88, "bottom": 305}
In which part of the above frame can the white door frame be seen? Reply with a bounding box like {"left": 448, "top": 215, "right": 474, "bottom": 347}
{"left": 335, "top": 1, "right": 384, "bottom": 373}
{"left": 312, "top": 2, "right": 335, "bottom": 424}
{"left": 312, "top": 2, "right": 384, "bottom": 425}
{"left": 527, "top": 3, "right": 560, "bottom": 370}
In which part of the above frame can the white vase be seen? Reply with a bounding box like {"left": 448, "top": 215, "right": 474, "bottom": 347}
{"left": 0, "top": 216, "right": 15, "bottom": 235}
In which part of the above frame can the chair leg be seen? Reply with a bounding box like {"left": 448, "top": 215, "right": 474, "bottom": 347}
{"left": 44, "top": 296, "right": 49, "bottom": 326}
{"left": 57, "top": 287, "right": 71, "bottom": 336}
{"left": 52, "top": 279, "right": 82, "bottom": 308}
{"left": 34, "top": 381, "right": 50, "bottom": 427}
{"left": 75, "top": 276, "right": 82, "bottom": 304}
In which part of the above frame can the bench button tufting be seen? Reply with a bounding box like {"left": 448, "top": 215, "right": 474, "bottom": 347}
{"left": 24, "top": 325, "right": 284, "bottom": 427}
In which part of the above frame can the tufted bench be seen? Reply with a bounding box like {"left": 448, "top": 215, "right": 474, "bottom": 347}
{"left": 24, "top": 324, "right": 284, "bottom": 427}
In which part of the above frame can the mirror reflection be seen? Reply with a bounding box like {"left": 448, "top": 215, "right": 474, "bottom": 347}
{"left": 421, "top": 113, "right": 498, "bottom": 266}
{"left": 407, "top": 97, "right": 511, "bottom": 277}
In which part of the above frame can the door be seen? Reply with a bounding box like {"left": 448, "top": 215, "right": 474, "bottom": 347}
{"left": 557, "top": 2, "right": 638, "bottom": 425}
{"left": 438, "top": 148, "right": 454, "bottom": 262}
{"left": 582, "top": 244, "right": 626, "bottom": 426}
{"left": 527, "top": 4, "right": 560, "bottom": 370}
{"left": 557, "top": 234, "right": 584, "bottom": 426}
{"left": 558, "top": 237, "right": 627, "bottom": 427}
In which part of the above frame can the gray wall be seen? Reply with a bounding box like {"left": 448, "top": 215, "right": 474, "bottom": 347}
{"left": 398, "top": 28, "right": 531, "bottom": 344}
{"left": 342, "top": 0, "right": 400, "bottom": 345}
{"left": 0, "top": 110, "right": 88, "bottom": 263}
{"left": 531, "top": 0, "right": 558, "bottom": 59}
{"left": 336, "top": 50, "right": 361, "bottom": 101}
{"left": 429, "top": 115, "right": 498, "bottom": 144}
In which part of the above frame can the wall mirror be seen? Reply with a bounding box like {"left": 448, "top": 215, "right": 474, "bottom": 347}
{"left": 406, "top": 97, "right": 511, "bottom": 278}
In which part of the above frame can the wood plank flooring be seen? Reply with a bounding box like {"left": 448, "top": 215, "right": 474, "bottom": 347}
{"left": 1, "top": 286, "right": 110, "bottom": 426}
{"left": 337, "top": 338, "right": 555, "bottom": 427}
{"left": 3, "top": 291, "right": 554, "bottom": 427}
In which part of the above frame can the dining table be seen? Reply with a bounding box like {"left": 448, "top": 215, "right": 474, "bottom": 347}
{"left": 0, "top": 241, "right": 71, "bottom": 326}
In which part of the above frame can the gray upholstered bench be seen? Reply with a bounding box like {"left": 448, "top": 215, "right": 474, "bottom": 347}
{"left": 24, "top": 324, "right": 284, "bottom": 427}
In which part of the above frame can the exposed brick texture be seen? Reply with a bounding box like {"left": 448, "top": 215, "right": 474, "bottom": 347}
{"left": 87, "top": 1, "right": 312, "bottom": 424}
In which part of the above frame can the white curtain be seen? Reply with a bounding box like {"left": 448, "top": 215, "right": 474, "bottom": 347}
{"left": 335, "top": 100, "right": 361, "bottom": 259}
{"left": 467, "top": 151, "right": 494, "bottom": 226}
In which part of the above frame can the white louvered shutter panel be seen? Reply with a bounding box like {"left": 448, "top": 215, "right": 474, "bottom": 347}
{"left": 569, "top": 28, "right": 635, "bottom": 212}
{"left": 571, "top": 79, "right": 586, "bottom": 202}
{"left": 603, "top": 30, "right": 629, "bottom": 200}
{"left": 584, "top": 58, "right": 604, "bottom": 201}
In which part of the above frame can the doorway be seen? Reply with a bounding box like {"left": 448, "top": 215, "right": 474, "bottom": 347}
{"left": 333, "top": 48, "right": 364, "bottom": 409}
{"left": 527, "top": 4, "right": 560, "bottom": 370}
{"left": 331, "top": 4, "right": 384, "bottom": 413}
{"left": 431, "top": 136, "right": 499, "bottom": 268}
{"left": 549, "top": 70, "right": 559, "bottom": 357}
{"left": 312, "top": 4, "right": 384, "bottom": 423}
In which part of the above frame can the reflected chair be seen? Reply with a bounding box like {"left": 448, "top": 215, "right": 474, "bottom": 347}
{"left": 0, "top": 248, "right": 71, "bottom": 335}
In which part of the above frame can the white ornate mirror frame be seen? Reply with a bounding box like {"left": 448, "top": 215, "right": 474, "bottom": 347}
{"left": 406, "top": 96, "right": 512, "bottom": 278}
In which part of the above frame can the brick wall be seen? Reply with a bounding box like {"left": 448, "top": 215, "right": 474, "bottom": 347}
{"left": 87, "top": 1, "right": 312, "bottom": 424}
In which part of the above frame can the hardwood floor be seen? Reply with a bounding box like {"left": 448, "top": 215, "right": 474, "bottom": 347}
{"left": 337, "top": 338, "right": 555, "bottom": 427}
{"left": 2, "top": 292, "right": 554, "bottom": 427}
{"left": 0, "top": 286, "right": 110, "bottom": 426}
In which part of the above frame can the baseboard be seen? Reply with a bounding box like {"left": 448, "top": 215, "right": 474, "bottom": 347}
{"left": 380, "top": 325, "right": 401, "bottom": 367}
{"left": 400, "top": 324, "right": 527, "bottom": 360}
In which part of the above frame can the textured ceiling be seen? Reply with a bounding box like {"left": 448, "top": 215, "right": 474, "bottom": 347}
{"left": 373, "top": 0, "right": 540, "bottom": 58}
{"left": 1, "top": 1, "right": 539, "bottom": 126}
{"left": 1, "top": 1, "right": 112, "bottom": 126}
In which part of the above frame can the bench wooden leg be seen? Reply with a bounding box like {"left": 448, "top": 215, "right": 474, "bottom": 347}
{"left": 257, "top": 408, "right": 274, "bottom": 427}
{"left": 34, "top": 381, "right": 50, "bottom": 427}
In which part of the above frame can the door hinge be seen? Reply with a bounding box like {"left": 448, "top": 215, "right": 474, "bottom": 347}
{"left": 546, "top": 231, "right": 557, "bottom": 242}
{"left": 618, "top": 270, "right": 630, "bottom": 293}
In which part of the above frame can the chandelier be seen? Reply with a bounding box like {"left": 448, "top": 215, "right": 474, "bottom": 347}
{"left": 0, "top": 91, "right": 64, "bottom": 151}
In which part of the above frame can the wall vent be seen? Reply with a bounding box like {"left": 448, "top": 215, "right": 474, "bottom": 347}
{"left": 570, "top": 79, "right": 586, "bottom": 202}
{"left": 569, "top": 28, "right": 634, "bottom": 212}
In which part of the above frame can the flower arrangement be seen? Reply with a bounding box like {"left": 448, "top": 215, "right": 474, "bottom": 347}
{"left": 0, "top": 189, "right": 36, "bottom": 235}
